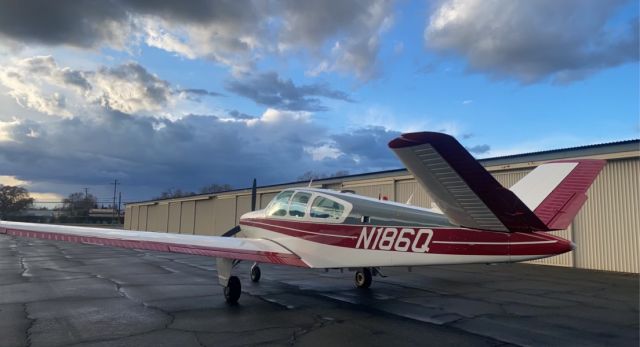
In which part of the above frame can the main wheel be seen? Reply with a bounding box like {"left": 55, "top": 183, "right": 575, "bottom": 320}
{"left": 224, "top": 276, "right": 242, "bottom": 304}
{"left": 355, "top": 268, "right": 372, "bottom": 289}
{"left": 250, "top": 265, "right": 261, "bottom": 282}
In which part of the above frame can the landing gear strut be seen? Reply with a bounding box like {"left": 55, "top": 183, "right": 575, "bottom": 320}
{"left": 355, "top": 267, "right": 372, "bottom": 289}
{"left": 250, "top": 263, "right": 261, "bottom": 282}
{"left": 224, "top": 276, "right": 242, "bottom": 304}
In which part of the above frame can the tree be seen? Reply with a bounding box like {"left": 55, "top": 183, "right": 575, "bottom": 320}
{"left": 155, "top": 188, "right": 194, "bottom": 199}
{"left": 0, "top": 185, "right": 34, "bottom": 218}
{"left": 200, "top": 183, "right": 233, "bottom": 194}
{"left": 62, "top": 192, "right": 97, "bottom": 217}
{"left": 297, "top": 170, "right": 350, "bottom": 181}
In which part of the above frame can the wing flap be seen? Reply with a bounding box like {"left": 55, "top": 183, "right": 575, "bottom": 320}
{"left": 0, "top": 221, "right": 308, "bottom": 267}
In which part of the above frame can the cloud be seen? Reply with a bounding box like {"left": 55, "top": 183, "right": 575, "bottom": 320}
{"left": 177, "top": 89, "right": 223, "bottom": 102}
{"left": 0, "top": 1, "right": 130, "bottom": 49}
{"left": 0, "top": 106, "right": 406, "bottom": 200}
{"left": 466, "top": 144, "right": 490, "bottom": 155}
{"left": 425, "top": 0, "right": 639, "bottom": 83}
{"left": 279, "top": 0, "right": 395, "bottom": 79}
{"left": 0, "top": 1, "right": 395, "bottom": 80}
{"left": 225, "top": 72, "right": 353, "bottom": 111}
{"left": 0, "top": 56, "right": 213, "bottom": 117}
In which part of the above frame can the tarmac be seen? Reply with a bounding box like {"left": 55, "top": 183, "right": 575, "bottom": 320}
{"left": 0, "top": 233, "right": 638, "bottom": 347}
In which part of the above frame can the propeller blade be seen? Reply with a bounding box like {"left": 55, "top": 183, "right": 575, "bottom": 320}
{"left": 251, "top": 178, "right": 257, "bottom": 211}
{"left": 221, "top": 225, "right": 241, "bottom": 237}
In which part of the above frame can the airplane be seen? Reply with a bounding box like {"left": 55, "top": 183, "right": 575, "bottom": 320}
{"left": 0, "top": 131, "right": 605, "bottom": 304}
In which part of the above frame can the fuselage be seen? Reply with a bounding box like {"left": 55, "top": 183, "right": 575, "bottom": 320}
{"left": 238, "top": 188, "right": 573, "bottom": 268}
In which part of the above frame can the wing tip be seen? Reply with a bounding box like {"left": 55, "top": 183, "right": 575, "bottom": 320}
{"left": 388, "top": 131, "right": 456, "bottom": 149}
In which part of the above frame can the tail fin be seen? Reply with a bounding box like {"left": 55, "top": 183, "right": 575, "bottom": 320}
{"left": 510, "top": 160, "right": 605, "bottom": 230}
{"left": 388, "top": 132, "right": 604, "bottom": 232}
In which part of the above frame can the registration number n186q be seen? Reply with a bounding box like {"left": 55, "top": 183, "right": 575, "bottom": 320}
{"left": 355, "top": 227, "right": 434, "bottom": 253}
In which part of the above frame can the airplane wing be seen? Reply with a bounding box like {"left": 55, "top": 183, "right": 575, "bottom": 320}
{"left": 0, "top": 221, "right": 308, "bottom": 267}
{"left": 389, "top": 132, "right": 550, "bottom": 232}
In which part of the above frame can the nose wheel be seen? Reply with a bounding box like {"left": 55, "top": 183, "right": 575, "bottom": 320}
{"left": 250, "top": 264, "right": 261, "bottom": 282}
{"left": 355, "top": 267, "right": 372, "bottom": 289}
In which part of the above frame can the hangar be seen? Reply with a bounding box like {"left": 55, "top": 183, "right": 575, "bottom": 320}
{"left": 124, "top": 139, "right": 639, "bottom": 273}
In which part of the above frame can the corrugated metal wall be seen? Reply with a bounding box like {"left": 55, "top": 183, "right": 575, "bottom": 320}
{"left": 572, "top": 159, "right": 639, "bottom": 273}
{"left": 124, "top": 157, "right": 639, "bottom": 273}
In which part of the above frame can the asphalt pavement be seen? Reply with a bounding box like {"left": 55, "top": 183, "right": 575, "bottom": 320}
{"left": 0, "top": 234, "right": 637, "bottom": 347}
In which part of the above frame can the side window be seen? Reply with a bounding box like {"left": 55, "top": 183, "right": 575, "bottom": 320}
{"left": 289, "top": 192, "right": 311, "bottom": 218}
{"left": 266, "top": 191, "right": 293, "bottom": 217}
{"left": 310, "top": 196, "right": 345, "bottom": 220}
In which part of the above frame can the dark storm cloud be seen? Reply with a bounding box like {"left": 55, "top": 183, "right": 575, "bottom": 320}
{"left": 425, "top": 0, "right": 639, "bottom": 83}
{"left": 0, "top": 1, "right": 391, "bottom": 79}
{"left": 0, "top": 0, "right": 128, "bottom": 48}
{"left": 225, "top": 72, "right": 354, "bottom": 112}
{"left": 0, "top": 110, "right": 405, "bottom": 200}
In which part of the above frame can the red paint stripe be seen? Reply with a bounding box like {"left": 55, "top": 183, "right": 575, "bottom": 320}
{"left": 241, "top": 219, "right": 572, "bottom": 256}
{"left": 2, "top": 228, "right": 308, "bottom": 268}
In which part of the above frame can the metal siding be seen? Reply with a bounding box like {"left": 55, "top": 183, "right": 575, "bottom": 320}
{"left": 236, "top": 195, "right": 252, "bottom": 224}
{"left": 147, "top": 204, "right": 168, "bottom": 232}
{"left": 179, "top": 201, "right": 195, "bottom": 235}
{"left": 130, "top": 206, "right": 139, "bottom": 230}
{"left": 138, "top": 206, "right": 148, "bottom": 231}
{"left": 214, "top": 198, "right": 236, "bottom": 235}
{"left": 124, "top": 206, "right": 132, "bottom": 229}
{"left": 395, "top": 180, "right": 433, "bottom": 209}
{"left": 167, "top": 202, "right": 181, "bottom": 233}
{"left": 342, "top": 183, "right": 393, "bottom": 200}
{"left": 573, "top": 158, "right": 639, "bottom": 273}
{"left": 194, "top": 199, "right": 216, "bottom": 236}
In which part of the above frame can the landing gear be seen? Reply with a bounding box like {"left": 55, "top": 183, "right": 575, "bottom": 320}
{"left": 355, "top": 267, "right": 372, "bottom": 289}
{"left": 250, "top": 264, "right": 261, "bottom": 282}
{"left": 224, "top": 276, "right": 242, "bottom": 304}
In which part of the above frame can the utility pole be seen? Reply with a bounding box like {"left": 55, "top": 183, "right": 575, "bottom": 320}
{"left": 112, "top": 179, "right": 120, "bottom": 224}
{"left": 118, "top": 191, "right": 122, "bottom": 223}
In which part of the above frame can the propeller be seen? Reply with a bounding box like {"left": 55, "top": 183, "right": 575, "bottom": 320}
{"left": 222, "top": 178, "right": 257, "bottom": 237}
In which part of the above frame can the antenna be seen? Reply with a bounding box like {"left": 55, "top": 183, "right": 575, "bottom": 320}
{"left": 406, "top": 192, "right": 414, "bottom": 205}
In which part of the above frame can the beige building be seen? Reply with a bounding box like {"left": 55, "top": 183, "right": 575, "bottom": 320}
{"left": 125, "top": 140, "right": 639, "bottom": 273}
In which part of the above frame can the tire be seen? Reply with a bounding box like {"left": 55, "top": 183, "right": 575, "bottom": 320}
{"left": 250, "top": 265, "right": 261, "bottom": 282}
{"left": 224, "top": 276, "right": 242, "bottom": 304}
{"left": 355, "top": 268, "right": 372, "bottom": 289}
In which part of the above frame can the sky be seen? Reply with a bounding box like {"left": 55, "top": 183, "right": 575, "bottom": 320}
{"left": 0, "top": 0, "right": 637, "bottom": 205}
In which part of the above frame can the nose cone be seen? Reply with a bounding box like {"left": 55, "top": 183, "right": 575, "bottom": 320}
{"left": 571, "top": 242, "right": 577, "bottom": 251}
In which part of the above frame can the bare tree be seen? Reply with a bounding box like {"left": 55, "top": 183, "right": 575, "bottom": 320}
{"left": 62, "top": 192, "right": 97, "bottom": 217}
{"left": 0, "top": 185, "right": 34, "bottom": 218}
{"left": 199, "top": 183, "right": 233, "bottom": 194}
{"left": 155, "top": 188, "right": 195, "bottom": 199}
{"left": 297, "top": 170, "right": 349, "bottom": 181}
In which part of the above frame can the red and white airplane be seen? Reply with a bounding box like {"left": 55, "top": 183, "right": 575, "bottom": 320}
{"left": 0, "top": 132, "right": 605, "bottom": 303}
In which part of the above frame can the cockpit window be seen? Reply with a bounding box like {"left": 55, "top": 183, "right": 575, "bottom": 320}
{"left": 288, "top": 192, "right": 311, "bottom": 218}
{"left": 310, "top": 196, "right": 345, "bottom": 220}
{"left": 266, "top": 190, "right": 293, "bottom": 217}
